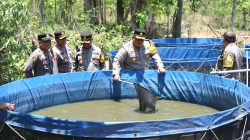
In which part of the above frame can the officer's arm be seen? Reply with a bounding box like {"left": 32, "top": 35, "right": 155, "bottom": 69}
{"left": 112, "top": 47, "right": 127, "bottom": 76}
{"left": 99, "top": 53, "right": 106, "bottom": 70}
{"left": 0, "top": 103, "right": 15, "bottom": 111}
{"left": 52, "top": 53, "right": 59, "bottom": 74}
{"left": 68, "top": 47, "right": 74, "bottom": 72}
{"left": 149, "top": 41, "right": 164, "bottom": 69}
{"left": 73, "top": 53, "right": 79, "bottom": 72}
{"left": 23, "top": 54, "right": 36, "bottom": 78}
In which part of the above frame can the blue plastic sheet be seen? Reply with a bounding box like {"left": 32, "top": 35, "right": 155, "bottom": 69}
{"left": 245, "top": 44, "right": 250, "bottom": 49}
{"left": 0, "top": 70, "right": 250, "bottom": 138}
{"left": 109, "top": 47, "right": 221, "bottom": 67}
{"left": 152, "top": 38, "right": 223, "bottom": 48}
{"left": 243, "top": 44, "right": 249, "bottom": 61}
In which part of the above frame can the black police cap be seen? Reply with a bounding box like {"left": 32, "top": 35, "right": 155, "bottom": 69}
{"left": 37, "top": 33, "right": 51, "bottom": 41}
{"left": 80, "top": 31, "right": 93, "bottom": 43}
{"left": 54, "top": 30, "right": 67, "bottom": 39}
{"left": 134, "top": 29, "right": 146, "bottom": 39}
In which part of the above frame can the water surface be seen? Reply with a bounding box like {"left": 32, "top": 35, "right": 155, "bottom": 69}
{"left": 30, "top": 99, "right": 219, "bottom": 122}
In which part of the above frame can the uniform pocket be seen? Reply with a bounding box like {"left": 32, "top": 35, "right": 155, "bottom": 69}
{"left": 42, "top": 60, "right": 49, "bottom": 69}
{"left": 78, "top": 56, "right": 83, "bottom": 65}
{"left": 145, "top": 53, "right": 150, "bottom": 59}
{"left": 129, "top": 52, "right": 137, "bottom": 62}
{"left": 92, "top": 53, "right": 100, "bottom": 65}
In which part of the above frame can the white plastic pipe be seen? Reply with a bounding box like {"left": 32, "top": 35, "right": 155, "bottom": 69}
{"left": 210, "top": 69, "right": 250, "bottom": 74}
{"left": 240, "top": 36, "right": 250, "bottom": 85}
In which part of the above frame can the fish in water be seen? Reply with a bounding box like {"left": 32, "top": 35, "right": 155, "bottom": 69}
{"left": 134, "top": 84, "right": 158, "bottom": 113}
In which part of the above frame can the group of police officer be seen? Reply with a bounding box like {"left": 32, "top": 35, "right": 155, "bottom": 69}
{"left": 23, "top": 29, "right": 243, "bottom": 81}
{"left": 23, "top": 30, "right": 106, "bottom": 78}
{"left": 2, "top": 29, "right": 165, "bottom": 111}
{"left": 23, "top": 29, "right": 166, "bottom": 80}
{"left": 1, "top": 29, "right": 242, "bottom": 111}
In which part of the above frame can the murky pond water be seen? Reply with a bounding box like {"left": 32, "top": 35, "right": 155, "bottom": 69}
{"left": 30, "top": 99, "right": 219, "bottom": 122}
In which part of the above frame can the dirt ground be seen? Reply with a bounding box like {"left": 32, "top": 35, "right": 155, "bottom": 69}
{"left": 179, "top": 13, "right": 250, "bottom": 44}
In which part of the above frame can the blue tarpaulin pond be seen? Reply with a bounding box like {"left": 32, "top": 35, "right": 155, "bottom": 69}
{"left": 0, "top": 70, "right": 250, "bottom": 139}
{"left": 152, "top": 38, "right": 223, "bottom": 49}
{"left": 109, "top": 47, "right": 221, "bottom": 72}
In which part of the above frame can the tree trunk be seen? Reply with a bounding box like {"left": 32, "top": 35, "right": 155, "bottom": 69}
{"left": 55, "top": 0, "right": 57, "bottom": 23}
{"left": 103, "top": 0, "right": 106, "bottom": 24}
{"left": 242, "top": 8, "right": 247, "bottom": 29}
{"left": 167, "top": 16, "right": 170, "bottom": 38}
{"left": 84, "top": 0, "right": 92, "bottom": 13}
{"left": 96, "top": 0, "right": 103, "bottom": 24}
{"left": 124, "top": 7, "right": 130, "bottom": 21}
{"left": 130, "top": 0, "right": 144, "bottom": 29}
{"left": 39, "top": 0, "right": 46, "bottom": 31}
{"left": 131, "top": 0, "right": 139, "bottom": 29}
{"left": 146, "top": 14, "right": 157, "bottom": 39}
{"left": 33, "top": 0, "right": 37, "bottom": 18}
{"left": 230, "top": 0, "right": 236, "bottom": 31}
{"left": 117, "top": 0, "right": 124, "bottom": 24}
{"left": 172, "top": 0, "right": 183, "bottom": 38}
{"left": 84, "top": 0, "right": 97, "bottom": 24}
{"left": 67, "top": 0, "right": 73, "bottom": 24}
{"left": 59, "top": 0, "right": 66, "bottom": 23}
{"left": 65, "top": 0, "right": 68, "bottom": 23}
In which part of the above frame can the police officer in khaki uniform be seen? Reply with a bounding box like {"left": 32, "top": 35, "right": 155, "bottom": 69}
{"left": 24, "top": 33, "right": 56, "bottom": 78}
{"left": 113, "top": 29, "right": 165, "bottom": 81}
{"left": 53, "top": 30, "right": 73, "bottom": 73}
{"left": 73, "top": 31, "right": 105, "bottom": 71}
{"left": 217, "top": 31, "right": 243, "bottom": 80}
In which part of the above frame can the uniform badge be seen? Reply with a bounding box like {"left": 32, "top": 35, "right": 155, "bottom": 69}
{"left": 43, "top": 61, "right": 48, "bottom": 65}
{"left": 100, "top": 54, "right": 105, "bottom": 63}
{"left": 150, "top": 43, "right": 158, "bottom": 55}
{"left": 32, "top": 56, "right": 37, "bottom": 61}
{"left": 132, "top": 57, "right": 136, "bottom": 62}
{"left": 223, "top": 51, "right": 233, "bottom": 68}
{"left": 223, "top": 51, "right": 228, "bottom": 56}
{"left": 41, "top": 55, "right": 46, "bottom": 60}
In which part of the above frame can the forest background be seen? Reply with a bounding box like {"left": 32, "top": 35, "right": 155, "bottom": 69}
{"left": 0, "top": 0, "right": 250, "bottom": 85}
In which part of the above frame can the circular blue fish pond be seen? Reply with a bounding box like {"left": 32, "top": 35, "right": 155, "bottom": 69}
{"left": 109, "top": 47, "right": 221, "bottom": 73}
{"left": 0, "top": 70, "right": 250, "bottom": 140}
{"left": 152, "top": 38, "right": 223, "bottom": 49}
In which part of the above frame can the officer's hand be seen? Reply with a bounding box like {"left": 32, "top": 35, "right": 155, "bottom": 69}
{"left": 113, "top": 74, "right": 121, "bottom": 81}
{"left": 158, "top": 67, "right": 166, "bottom": 74}
{"left": 5, "top": 103, "right": 15, "bottom": 111}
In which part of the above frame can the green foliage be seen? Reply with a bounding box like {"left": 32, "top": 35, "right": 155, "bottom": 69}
{"left": 136, "top": 11, "right": 149, "bottom": 29}
{"left": 95, "top": 25, "right": 132, "bottom": 54}
{"left": 0, "top": 1, "right": 32, "bottom": 85}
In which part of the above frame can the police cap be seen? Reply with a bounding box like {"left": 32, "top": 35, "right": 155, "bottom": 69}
{"left": 54, "top": 30, "right": 67, "bottom": 39}
{"left": 134, "top": 29, "right": 146, "bottom": 40}
{"left": 81, "top": 31, "right": 92, "bottom": 43}
{"left": 37, "top": 33, "right": 51, "bottom": 42}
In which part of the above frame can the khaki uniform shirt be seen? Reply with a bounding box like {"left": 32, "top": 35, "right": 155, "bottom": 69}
{"left": 24, "top": 48, "right": 54, "bottom": 77}
{"left": 53, "top": 44, "right": 72, "bottom": 73}
{"left": 112, "top": 40, "right": 164, "bottom": 75}
{"left": 73, "top": 44, "right": 105, "bottom": 71}
{"left": 222, "top": 43, "right": 243, "bottom": 79}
